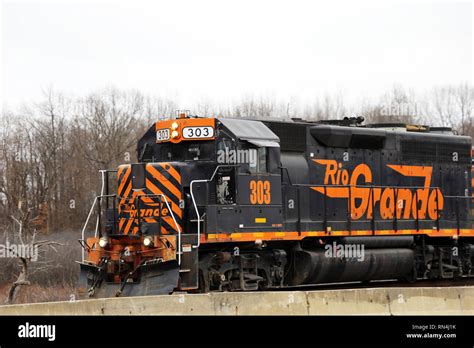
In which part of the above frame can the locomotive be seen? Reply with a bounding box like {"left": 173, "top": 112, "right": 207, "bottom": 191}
{"left": 78, "top": 113, "right": 473, "bottom": 297}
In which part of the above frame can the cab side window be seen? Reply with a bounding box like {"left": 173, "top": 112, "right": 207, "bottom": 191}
{"left": 249, "top": 147, "right": 267, "bottom": 174}
{"left": 217, "top": 138, "right": 235, "bottom": 155}
{"left": 216, "top": 138, "right": 236, "bottom": 204}
{"left": 258, "top": 147, "right": 267, "bottom": 173}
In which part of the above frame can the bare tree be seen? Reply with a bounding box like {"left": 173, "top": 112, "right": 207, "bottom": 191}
{"left": 194, "top": 98, "right": 215, "bottom": 118}
{"left": 142, "top": 95, "right": 177, "bottom": 124}
{"left": 307, "top": 92, "right": 347, "bottom": 121}
{"left": 4, "top": 203, "right": 62, "bottom": 304}
{"left": 229, "top": 95, "right": 283, "bottom": 119}
{"left": 361, "top": 85, "right": 420, "bottom": 124}
{"left": 425, "top": 83, "right": 473, "bottom": 134}
{"left": 431, "top": 85, "right": 457, "bottom": 128}
{"left": 453, "top": 83, "right": 473, "bottom": 135}
{"left": 72, "top": 88, "right": 146, "bottom": 170}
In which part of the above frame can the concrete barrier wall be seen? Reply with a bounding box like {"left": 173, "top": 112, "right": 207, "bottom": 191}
{"left": 1, "top": 286, "right": 473, "bottom": 315}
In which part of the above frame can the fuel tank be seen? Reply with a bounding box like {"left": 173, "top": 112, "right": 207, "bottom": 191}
{"left": 289, "top": 247, "right": 414, "bottom": 285}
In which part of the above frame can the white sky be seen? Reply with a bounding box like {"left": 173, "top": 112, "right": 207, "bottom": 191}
{"left": 1, "top": 0, "right": 473, "bottom": 110}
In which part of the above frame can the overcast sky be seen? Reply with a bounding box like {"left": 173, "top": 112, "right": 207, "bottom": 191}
{"left": 1, "top": 0, "right": 473, "bottom": 110}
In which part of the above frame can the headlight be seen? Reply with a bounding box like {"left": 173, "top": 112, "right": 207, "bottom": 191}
{"left": 98, "top": 237, "right": 109, "bottom": 248}
{"left": 171, "top": 122, "right": 179, "bottom": 130}
{"left": 171, "top": 130, "right": 179, "bottom": 139}
{"left": 143, "top": 236, "right": 154, "bottom": 247}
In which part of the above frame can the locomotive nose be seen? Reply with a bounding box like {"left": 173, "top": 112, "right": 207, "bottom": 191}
{"left": 115, "top": 162, "right": 182, "bottom": 236}
{"left": 79, "top": 259, "right": 179, "bottom": 298}
{"left": 78, "top": 236, "right": 180, "bottom": 298}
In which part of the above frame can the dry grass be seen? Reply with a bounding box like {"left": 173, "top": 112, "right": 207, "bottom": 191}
{"left": 0, "top": 283, "right": 79, "bottom": 305}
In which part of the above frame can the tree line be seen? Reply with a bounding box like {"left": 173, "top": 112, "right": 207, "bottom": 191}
{"left": 0, "top": 84, "right": 472, "bottom": 235}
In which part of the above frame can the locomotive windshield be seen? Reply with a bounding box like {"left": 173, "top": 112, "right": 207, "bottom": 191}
{"left": 153, "top": 141, "right": 216, "bottom": 162}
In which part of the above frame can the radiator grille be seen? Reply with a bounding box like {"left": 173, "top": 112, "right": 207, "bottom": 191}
{"left": 401, "top": 139, "right": 471, "bottom": 164}
{"left": 265, "top": 122, "right": 307, "bottom": 152}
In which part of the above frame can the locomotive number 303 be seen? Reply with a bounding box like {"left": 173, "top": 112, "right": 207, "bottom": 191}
{"left": 250, "top": 180, "right": 271, "bottom": 205}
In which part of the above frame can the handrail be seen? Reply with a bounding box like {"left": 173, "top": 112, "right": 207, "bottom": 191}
{"left": 369, "top": 185, "right": 374, "bottom": 234}
{"left": 414, "top": 189, "right": 419, "bottom": 232}
{"left": 94, "top": 170, "right": 108, "bottom": 238}
{"left": 80, "top": 194, "right": 117, "bottom": 262}
{"left": 81, "top": 192, "right": 182, "bottom": 265}
{"left": 81, "top": 196, "right": 98, "bottom": 262}
{"left": 133, "top": 193, "right": 182, "bottom": 265}
{"left": 190, "top": 165, "right": 239, "bottom": 249}
{"left": 159, "top": 194, "right": 182, "bottom": 265}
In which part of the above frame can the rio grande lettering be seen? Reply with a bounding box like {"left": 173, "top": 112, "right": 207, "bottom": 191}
{"left": 312, "top": 160, "right": 444, "bottom": 221}
{"left": 123, "top": 203, "right": 169, "bottom": 218}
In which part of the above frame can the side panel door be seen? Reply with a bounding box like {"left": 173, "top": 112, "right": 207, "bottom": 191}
{"left": 237, "top": 174, "right": 283, "bottom": 232}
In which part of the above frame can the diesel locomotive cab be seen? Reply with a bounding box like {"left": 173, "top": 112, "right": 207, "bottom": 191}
{"left": 78, "top": 114, "right": 282, "bottom": 297}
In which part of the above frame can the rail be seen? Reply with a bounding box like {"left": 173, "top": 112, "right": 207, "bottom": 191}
{"left": 80, "top": 196, "right": 98, "bottom": 262}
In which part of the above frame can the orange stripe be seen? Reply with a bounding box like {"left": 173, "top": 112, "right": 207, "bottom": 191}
{"left": 120, "top": 190, "right": 141, "bottom": 235}
{"left": 140, "top": 195, "right": 155, "bottom": 204}
{"left": 137, "top": 195, "right": 161, "bottom": 208}
{"left": 147, "top": 165, "right": 182, "bottom": 200}
{"left": 460, "top": 229, "right": 474, "bottom": 236}
{"left": 120, "top": 182, "right": 133, "bottom": 205}
{"left": 201, "top": 228, "right": 474, "bottom": 243}
{"left": 119, "top": 218, "right": 125, "bottom": 230}
{"left": 117, "top": 166, "right": 131, "bottom": 196}
{"left": 121, "top": 185, "right": 136, "bottom": 207}
{"left": 162, "top": 216, "right": 180, "bottom": 233}
{"left": 161, "top": 180, "right": 182, "bottom": 201}
{"left": 159, "top": 162, "right": 181, "bottom": 184}
{"left": 116, "top": 166, "right": 125, "bottom": 179}
{"left": 145, "top": 178, "right": 182, "bottom": 219}
{"left": 122, "top": 217, "right": 134, "bottom": 235}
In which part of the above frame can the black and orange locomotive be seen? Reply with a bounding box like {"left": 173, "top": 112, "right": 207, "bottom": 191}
{"left": 78, "top": 114, "right": 473, "bottom": 297}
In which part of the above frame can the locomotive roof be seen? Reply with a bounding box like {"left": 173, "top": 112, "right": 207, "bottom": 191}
{"left": 245, "top": 117, "right": 471, "bottom": 141}
{"left": 227, "top": 116, "right": 457, "bottom": 133}
{"left": 218, "top": 117, "right": 280, "bottom": 147}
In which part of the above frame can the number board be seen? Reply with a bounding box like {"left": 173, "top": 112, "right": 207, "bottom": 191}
{"left": 156, "top": 128, "right": 170, "bottom": 142}
{"left": 250, "top": 179, "right": 271, "bottom": 204}
{"left": 182, "top": 126, "right": 214, "bottom": 139}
